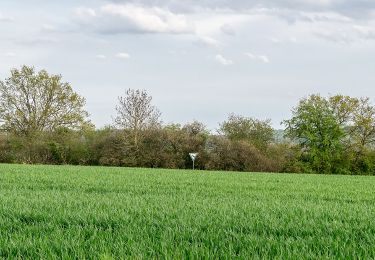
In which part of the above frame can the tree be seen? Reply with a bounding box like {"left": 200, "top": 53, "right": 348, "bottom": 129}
{"left": 283, "top": 94, "right": 345, "bottom": 173}
{"left": 219, "top": 114, "right": 274, "bottom": 150}
{"left": 328, "top": 95, "right": 358, "bottom": 125}
{"left": 0, "top": 65, "right": 90, "bottom": 137}
{"left": 349, "top": 98, "right": 375, "bottom": 172}
{"left": 284, "top": 94, "right": 375, "bottom": 174}
{"left": 114, "top": 89, "right": 161, "bottom": 146}
{"left": 182, "top": 120, "right": 209, "bottom": 137}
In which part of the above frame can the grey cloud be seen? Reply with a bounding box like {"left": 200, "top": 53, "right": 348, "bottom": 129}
{"left": 71, "top": 1, "right": 375, "bottom": 45}
{"left": 312, "top": 23, "right": 375, "bottom": 43}
{"left": 108, "top": 0, "right": 375, "bottom": 19}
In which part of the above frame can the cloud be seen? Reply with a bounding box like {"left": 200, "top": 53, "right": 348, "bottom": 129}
{"left": 220, "top": 24, "right": 236, "bottom": 35}
{"left": 215, "top": 54, "right": 233, "bottom": 66}
{"left": 313, "top": 29, "right": 352, "bottom": 43}
{"left": 258, "top": 55, "right": 270, "bottom": 63}
{"left": 75, "top": 4, "right": 194, "bottom": 34}
{"left": 0, "top": 13, "right": 14, "bottom": 22}
{"left": 106, "top": 0, "right": 375, "bottom": 19}
{"left": 75, "top": 7, "right": 97, "bottom": 19}
{"left": 309, "top": 19, "right": 375, "bottom": 43}
{"left": 3, "top": 52, "right": 16, "bottom": 57}
{"left": 14, "top": 37, "right": 60, "bottom": 46}
{"left": 196, "top": 36, "right": 221, "bottom": 47}
{"left": 115, "top": 52, "right": 130, "bottom": 59}
{"left": 96, "top": 54, "right": 107, "bottom": 59}
{"left": 353, "top": 25, "right": 375, "bottom": 40}
{"left": 96, "top": 53, "right": 131, "bottom": 59}
{"left": 245, "top": 53, "right": 270, "bottom": 63}
{"left": 72, "top": 1, "right": 375, "bottom": 45}
{"left": 102, "top": 4, "right": 193, "bottom": 33}
{"left": 41, "top": 24, "right": 58, "bottom": 33}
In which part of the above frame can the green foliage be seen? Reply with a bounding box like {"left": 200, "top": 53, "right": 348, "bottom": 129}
{"left": 1, "top": 164, "right": 375, "bottom": 258}
{"left": 220, "top": 114, "right": 274, "bottom": 150}
{"left": 284, "top": 95, "right": 344, "bottom": 173}
{"left": 284, "top": 94, "right": 375, "bottom": 174}
{"left": 0, "top": 66, "right": 91, "bottom": 137}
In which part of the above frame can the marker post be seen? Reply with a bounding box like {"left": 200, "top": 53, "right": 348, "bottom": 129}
{"left": 189, "top": 153, "right": 198, "bottom": 170}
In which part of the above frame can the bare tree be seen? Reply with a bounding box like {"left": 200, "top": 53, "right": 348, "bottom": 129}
{"left": 114, "top": 89, "right": 161, "bottom": 146}
{"left": 0, "top": 65, "right": 90, "bottom": 137}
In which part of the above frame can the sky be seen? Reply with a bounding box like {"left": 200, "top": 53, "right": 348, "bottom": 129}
{"left": 1, "top": 0, "right": 375, "bottom": 130}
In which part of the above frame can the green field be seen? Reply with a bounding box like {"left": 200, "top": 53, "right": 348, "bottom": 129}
{"left": 0, "top": 164, "right": 374, "bottom": 259}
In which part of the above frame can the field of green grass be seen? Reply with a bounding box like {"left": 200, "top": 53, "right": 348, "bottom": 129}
{"left": 0, "top": 164, "right": 374, "bottom": 258}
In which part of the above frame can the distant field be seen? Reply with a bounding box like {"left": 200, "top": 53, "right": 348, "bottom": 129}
{"left": 0, "top": 164, "right": 374, "bottom": 258}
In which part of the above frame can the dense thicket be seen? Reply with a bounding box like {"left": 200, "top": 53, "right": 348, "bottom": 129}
{"left": 0, "top": 124, "right": 288, "bottom": 172}
{"left": 1, "top": 66, "right": 374, "bottom": 174}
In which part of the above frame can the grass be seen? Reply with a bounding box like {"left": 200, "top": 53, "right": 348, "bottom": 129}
{"left": 0, "top": 164, "right": 374, "bottom": 259}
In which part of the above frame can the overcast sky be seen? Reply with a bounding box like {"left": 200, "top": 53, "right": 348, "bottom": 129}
{"left": 1, "top": 0, "right": 374, "bottom": 130}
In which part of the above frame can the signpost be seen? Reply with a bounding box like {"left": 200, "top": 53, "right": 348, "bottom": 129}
{"left": 189, "top": 153, "right": 198, "bottom": 170}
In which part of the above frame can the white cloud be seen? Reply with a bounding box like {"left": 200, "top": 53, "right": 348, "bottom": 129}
{"left": 258, "top": 55, "right": 270, "bottom": 63}
{"left": 115, "top": 52, "right": 130, "bottom": 59}
{"left": 0, "top": 13, "right": 14, "bottom": 22}
{"left": 196, "top": 36, "right": 221, "bottom": 47}
{"left": 73, "top": 3, "right": 251, "bottom": 44}
{"left": 269, "top": 37, "right": 281, "bottom": 43}
{"left": 96, "top": 54, "right": 107, "bottom": 59}
{"left": 41, "top": 24, "right": 57, "bottom": 32}
{"left": 245, "top": 53, "right": 270, "bottom": 63}
{"left": 75, "top": 4, "right": 194, "bottom": 34}
{"left": 3, "top": 52, "right": 16, "bottom": 57}
{"left": 353, "top": 25, "right": 375, "bottom": 40}
{"left": 71, "top": 2, "right": 375, "bottom": 47}
{"left": 289, "top": 37, "right": 298, "bottom": 43}
{"left": 193, "top": 11, "right": 251, "bottom": 37}
{"left": 75, "top": 7, "right": 97, "bottom": 19}
{"left": 215, "top": 54, "right": 233, "bottom": 66}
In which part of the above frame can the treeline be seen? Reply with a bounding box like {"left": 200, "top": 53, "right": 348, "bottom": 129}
{"left": 0, "top": 122, "right": 289, "bottom": 172}
{"left": 0, "top": 66, "right": 374, "bottom": 175}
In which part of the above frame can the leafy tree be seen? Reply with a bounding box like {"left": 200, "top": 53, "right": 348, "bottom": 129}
{"left": 324, "top": 95, "right": 375, "bottom": 173}
{"left": 283, "top": 94, "right": 346, "bottom": 173}
{"left": 0, "top": 66, "right": 90, "bottom": 137}
{"left": 114, "top": 89, "right": 161, "bottom": 146}
{"left": 219, "top": 114, "right": 274, "bottom": 150}
{"left": 329, "top": 95, "right": 358, "bottom": 124}
{"left": 349, "top": 98, "right": 375, "bottom": 172}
